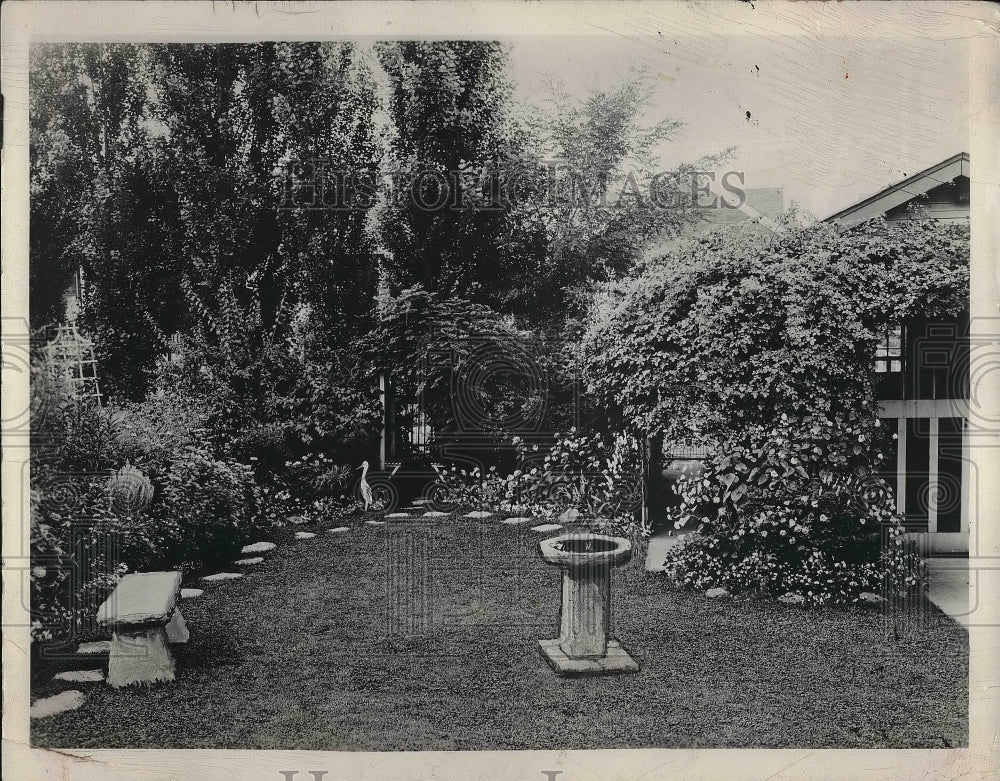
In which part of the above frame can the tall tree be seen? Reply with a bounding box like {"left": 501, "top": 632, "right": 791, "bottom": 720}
{"left": 376, "top": 41, "right": 529, "bottom": 309}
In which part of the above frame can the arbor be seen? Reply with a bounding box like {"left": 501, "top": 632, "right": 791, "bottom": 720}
{"left": 582, "top": 217, "right": 969, "bottom": 603}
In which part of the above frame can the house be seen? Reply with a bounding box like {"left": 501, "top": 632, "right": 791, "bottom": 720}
{"left": 824, "top": 152, "right": 970, "bottom": 555}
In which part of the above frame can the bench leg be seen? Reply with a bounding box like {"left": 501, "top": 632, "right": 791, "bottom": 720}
{"left": 165, "top": 608, "right": 189, "bottom": 644}
{"left": 107, "top": 626, "right": 175, "bottom": 688}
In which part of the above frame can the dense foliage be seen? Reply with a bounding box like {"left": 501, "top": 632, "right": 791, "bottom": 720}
{"left": 29, "top": 367, "right": 266, "bottom": 642}
{"left": 30, "top": 42, "right": 382, "bottom": 404}
{"left": 583, "top": 217, "right": 969, "bottom": 603}
{"left": 433, "top": 429, "right": 644, "bottom": 537}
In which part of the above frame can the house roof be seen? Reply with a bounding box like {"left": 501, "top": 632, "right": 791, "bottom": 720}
{"left": 823, "top": 152, "right": 970, "bottom": 224}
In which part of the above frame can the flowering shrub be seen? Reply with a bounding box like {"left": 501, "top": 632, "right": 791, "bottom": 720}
{"left": 434, "top": 429, "right": 645, "bottom": 537}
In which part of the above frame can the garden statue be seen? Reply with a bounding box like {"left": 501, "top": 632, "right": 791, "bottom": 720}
{"left": 358, "top": 460, "right": 373, "bottom": 511}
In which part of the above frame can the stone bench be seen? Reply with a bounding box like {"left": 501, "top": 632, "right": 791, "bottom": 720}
{"left": 96, "top": 571, "right": 189, "bottom": 688}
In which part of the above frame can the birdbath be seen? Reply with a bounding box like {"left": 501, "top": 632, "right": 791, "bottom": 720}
{"left": 536, "top": 531, "right": 639, "bottom": 676}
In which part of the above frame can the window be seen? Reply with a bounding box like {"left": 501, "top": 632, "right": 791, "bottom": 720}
{"left": 875, "top": 325, "right": 903, "bottom": 373}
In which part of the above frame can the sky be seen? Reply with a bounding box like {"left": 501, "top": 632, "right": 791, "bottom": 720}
{"left": 503, "top": 20, "right": 971, "bottom": 220}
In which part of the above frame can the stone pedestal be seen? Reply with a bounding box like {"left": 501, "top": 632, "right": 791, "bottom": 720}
{"left": 107, "top": 625, "right": 176, "bottom": 688}
{"left": 537, "top": 532, "right": 639, "bottom": 676}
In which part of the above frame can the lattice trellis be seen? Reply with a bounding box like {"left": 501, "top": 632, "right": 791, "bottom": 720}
{"left": 41, "top": 324, "right": 103, "bottom": 404}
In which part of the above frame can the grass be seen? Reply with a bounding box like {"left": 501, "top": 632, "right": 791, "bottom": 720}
{"left": 31, "top": 512, "right": 968, "bottom": 750}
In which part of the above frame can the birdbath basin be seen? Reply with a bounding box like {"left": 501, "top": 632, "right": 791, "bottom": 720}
{"left": 537, "top": 532, "right": 639, "bottom": 676}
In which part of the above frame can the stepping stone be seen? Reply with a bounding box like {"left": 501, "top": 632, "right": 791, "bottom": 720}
{"left": 386, "top": 513, "right": 411, "bottom": 519}
{"left": 30, "top": 690, "right": 86, "bottom": 719}
{"left": 241, "top": 541, "right": 277, "bottom": 554}
{"left": 423, "top": 511, "right": 448, "bottom": 518}
{"left": 288, "top": 515, "right": 309, "bottom": 525}
{"left": 201, "top": 572, "right": 243, "bottom": 582}
{"left": 55, "top": 669, "right": 104, "bottom": 683}
{"left": 180, "top": 588, "right": 204, "bottom": 599}
{"left": 531, "top": 523, "right": 563, "bottom": 533}
{"left": 411, "top": 499, "right": 432, "bottom": 506}
{"left": 294, "top": 531, "right": 316, "bottom": 540}
{"left": 328, "top": 526, "right": 350, "bottom": 533}
{"left": 502, "top": 517, "right": 533, "bottom": 525}
{"left": 234, "top": 556, "right": 264, "bottom": 566}
{"left": 365, "top": 520, "right": 385, "bottom": 526}
{"left": 464, "top": 511, "right": 493, "bottom": 518}
{"left": 77, "top": 641, "right": 111, "bottom": 654}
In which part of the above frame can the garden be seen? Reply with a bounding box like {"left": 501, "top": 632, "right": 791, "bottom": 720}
{"left": 28, "top": 41, "right": 969, "bottom": 749}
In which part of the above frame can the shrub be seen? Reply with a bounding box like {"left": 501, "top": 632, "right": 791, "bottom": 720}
{"left": 582, "top": 218, "right": 968, "bottom": 603}
{"left": 96, "top": 444, "right": 262, "bottom": 573}
{"left": 660, "top": 413, "right": 923, "bottom": 604}
{"left": 434, "top": 429, "right": 645, "bottom": 537}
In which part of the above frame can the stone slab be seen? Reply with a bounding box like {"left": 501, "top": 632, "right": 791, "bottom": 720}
{"left": 234, "top": 556, "right": 264, "bottom": 566}
{"left": 502, "top": 517, "right": 534, "bottom": 525}
{"left": 77, "top": 641, "right": 111, "bottom": 654}
{"left": 422, "top": 511, "right": 448, "bottom": 518}
{"left": 30, "top": 690, "right": 87, "bottom": 719}
{"left": 365, "top": 520, "right": 385, "bottom": 526}
{"left": 97, "top": 571, "right": 181, "bottom": 627}
{"left": 411, "top": 499, "right": 432, "bottom": 506}
{"left": 241, "top": 541, "right": 277, "bottom": 554}
{"left": 386, "top": 513, "right": 411, "bottom": 519}
{"left": 201, "top": 572, "right": 243, "bottom": 582}
{"left": 294, "top": 531, "right": 316, "bottom": 540}
{"left": 180, "top": 588, "right": 204, "bottom": 599}
{"left": 464, "top": 510, "right": 493, "bottom": 518}
{"left": 55, "top": 669, "right": 104, "bottom": 683}
{"left": 531, "top": 523, "right": 564, "bottom": 533}
{"left": 328, "top": 526, "right": 350, "bottom": 533}
{"left": 538, "top": 638, "right": 639, "bottom": 676}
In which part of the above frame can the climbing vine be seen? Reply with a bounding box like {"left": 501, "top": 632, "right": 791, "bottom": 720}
{"left": 582, "top": 217, "right": 969, "bottom": 603}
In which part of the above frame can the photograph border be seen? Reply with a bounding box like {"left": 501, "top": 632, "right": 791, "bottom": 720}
{"left": 3, "top": 2, "right": 998, "bottom": 779}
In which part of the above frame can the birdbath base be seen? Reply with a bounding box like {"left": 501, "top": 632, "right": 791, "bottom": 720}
{"left": 538, "top": 638, "right": 639, "bottom": 676}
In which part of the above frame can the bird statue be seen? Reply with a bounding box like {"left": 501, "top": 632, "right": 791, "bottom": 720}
{"left": 358, "top": 460, "right": 373, "bottom": 511}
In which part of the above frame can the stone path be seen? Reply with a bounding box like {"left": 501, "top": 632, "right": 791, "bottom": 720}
{"left": 55, "top": 670, "right": 104, "bottom": 683}
{"left": 242, "top": 542, "right": 277, "bottom": 554}
{"left": 30, "top": 690, "right": 86, "bottom": 719}
{"left": 643, "top": 531, "right": 685, "bottom": 572}
{"left": 294, "top": 531, "right": 316, "bottom": 540}
{"left": 530, "top": 523, "right": 563, "bottom": 533}
{"left": 201, "top": 572, "right": 243, "bottom": 582}
{"left": 925, "top": 558, "right": 971, "bottom": 629}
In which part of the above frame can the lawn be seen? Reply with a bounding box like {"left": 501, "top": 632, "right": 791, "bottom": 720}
{"left": 31, "top": 512, "right": 968, "bottom": 750}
